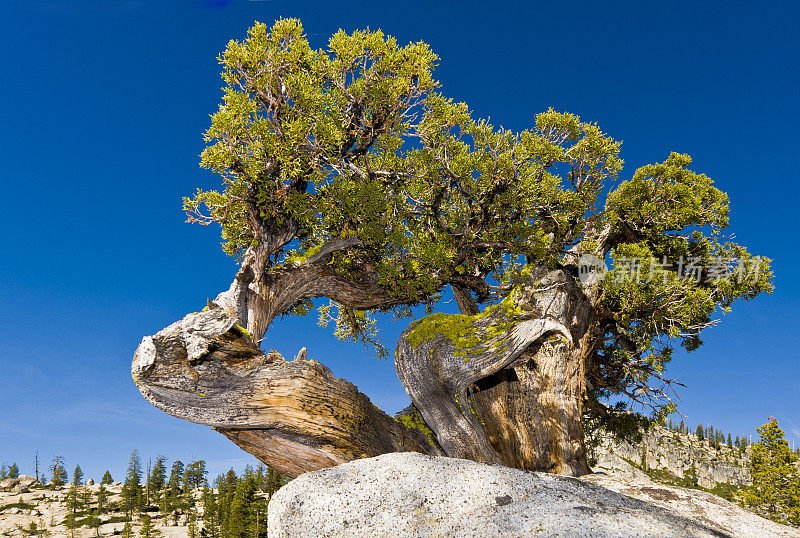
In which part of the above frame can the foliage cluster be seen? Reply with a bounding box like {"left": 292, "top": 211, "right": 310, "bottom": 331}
{"left": 185, "top": 19, "right": 773, "bottom": 436}
{"left": 3, "top": 450, "right": 288, "bottom": 536}
{"left": 743, "top": 418, "right": 800, "bottom": 527}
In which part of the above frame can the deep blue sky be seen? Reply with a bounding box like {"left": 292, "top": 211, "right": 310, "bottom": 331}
{"left": 2, "top": 1, "right": 798, "bottom": 481}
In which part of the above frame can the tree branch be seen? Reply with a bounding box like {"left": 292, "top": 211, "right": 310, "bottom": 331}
{"left": 132, "top": 309, "right": 442, "bottom": 478}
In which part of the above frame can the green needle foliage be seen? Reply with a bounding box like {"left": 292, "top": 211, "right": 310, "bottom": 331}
{"left": 122, "top": 450, "right": 143, "bottom": 516}
{"left": 49, "top": 456, "right": 67, "bottom": 488}
{"left": 101, "top": 471, "right": 113, "bottom": 485}
{"left": 186, "top": 19, "right": 773, "bottom": 431}
{"left": 137, "top": 515, "right": 163, "bottom": 538}
{"left": 743, "top": 418, "right": 800, "bottom": 527}
{"left": 71, "top": 465, "right": 83, "bottom": 487}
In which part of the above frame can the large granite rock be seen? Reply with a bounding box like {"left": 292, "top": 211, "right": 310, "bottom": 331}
{"left": 0, "top": 475, "right": 34, "bottom": 492}
{"left": 268, "top": 452, "right": 799, "bottom": 537}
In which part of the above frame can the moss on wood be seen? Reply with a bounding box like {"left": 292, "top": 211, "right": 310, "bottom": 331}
{"left": 406, "top": 287, "right": 526, "bottom": 351}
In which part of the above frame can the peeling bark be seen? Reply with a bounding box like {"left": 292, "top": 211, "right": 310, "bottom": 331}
{"left": 211, "top": 238, "right": 428, "bottom": 343}
{"left": 395, "top": 268, "right": 593, "bottom": 476}
{"left": 133, "top": 254, "right": 596, "bottom": 478}
{"left": 132, "top": 308, "right": 441, "bottom": 478}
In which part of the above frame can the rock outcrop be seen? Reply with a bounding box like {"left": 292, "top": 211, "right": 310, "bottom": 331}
{"left": 595, "top": 426, "right": 750, "bottom": 488}
{"left": 268, "top": 452, "right": 798, "bottom": 537}
{"left": 0, "top": 475, "right": 36, "bottom": 493}
{"left": 0, "top": 482, "right": 199, "bottom": 537}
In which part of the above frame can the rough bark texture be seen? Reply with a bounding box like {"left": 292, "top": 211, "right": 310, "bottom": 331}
{"left": 132, "top": 307, "right": 441, "bottom": 478}
{"left": 395, "top": 268, "right": 593, "bottom": 476}
{"left": 133, "top": 250, "right": 597, "bottom": 477}
{"left": 212, "top": 238, "right": 426, "bottom": 345}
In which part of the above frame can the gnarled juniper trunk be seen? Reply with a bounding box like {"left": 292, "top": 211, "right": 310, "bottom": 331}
{"left": 396, "top": 267, "right": 593, "bottom": 476}
{"left": 132, "top": 254, "right": 595, "bottom": 477}
{"left": 132, "top": 308, "right": 442, "bottom": 478}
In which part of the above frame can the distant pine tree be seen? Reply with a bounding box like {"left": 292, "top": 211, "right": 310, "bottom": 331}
{"left": 743, "top": 417, "right": 800, "bottom": 527}
{"left": 696, "top": 424, "right": 704, "bottom": 441}
{"left": 255, "top": 464, "right": 265, "bottom": 489}
{"left": 218, "top": 469, "right": 239, "bottom": 536}
{"left": 33, "top": 452, "right": 40, "bottom": 484}
{"left": 8, "top": 462, "right": 19, "bottom": 479}
{"left": 183, "top": 460, "right": 207, "bottom": 490}
{"left": 150, "top": 456, "right": 168, "bottom": 492}
{"left": 97, "top": 484, "right": 109, "bottom": 514}
{"left": 167, "top": 461, "right": 184, "bottom": 491}
{"left": 162, "top": 460, "right": 184, "bottom": 525}
{"left": 227, "top": 469, "right": 267, "bottom": 538}
{"left": 88, "top": 508, "right": 102, "bottom": 537}
{"left": 202, "top": 486, "right": 220, "bottom": 538}
{"left": 242, "top": 464, "right": 255, "bottom": 480}
{"left": 64, "top": 508, "right": 78, "bottom": 538}
{"left": 122, "top": 449, "right": 143, "bottom": 516}
{"left": 138, "top": 514, "right": 163, "bottom": 538}
{"left": 50, "top": 456, "right": 68, "bottom": 487}
{"left": 187, "top": 509, "right": 199, "bottom": 538}
{"left": 228, "top": 475, "right": 260, "bottom": 537}
{"left": 225, "top": 468, "right": 238, "bottom": 490}
{"left": 264, "top": 467, "right": 286, "bottom": 498}
{"left": 249, "top": 495, "right": 268, "bottom": 537}
{"left": 65, "top": 473, "right": 83, "bottom": 537}
{"left": 101, "top": 470, "right": 113, "bottom": 485}
{"left": 72, "top": 465, "right": 84, "bottom": 486}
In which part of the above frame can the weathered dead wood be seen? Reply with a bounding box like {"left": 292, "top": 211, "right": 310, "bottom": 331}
{"left": 132, "top": 308, "right": 441, "bottom": 478}
{"left": 133, "top": 250, "right": 598, "bottom": 478}
{"left": 395, "top": 268, "right": 593, "bottom": 476}
{"left": 211, "top": 238, "right": 432, "bottom": 344}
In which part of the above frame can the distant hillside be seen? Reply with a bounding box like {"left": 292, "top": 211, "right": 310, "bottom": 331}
{"left": 0, "top": 480, "right": 201, "bottom": 537}
{"left": 593, "top": 422, "right": 751, "bottom": 500}
{"left": 3, "top": 422, "right": 798, "bottom": 535}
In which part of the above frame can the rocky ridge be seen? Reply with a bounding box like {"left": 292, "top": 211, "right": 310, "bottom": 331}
{"left": 0, "top": 425, "right": 785, "bottom": 536}
{"left": 0, "top": 480, "right": 199, "bottom": 537}
{"left": 594, "top": 423, "right": 751, "bottom": 489}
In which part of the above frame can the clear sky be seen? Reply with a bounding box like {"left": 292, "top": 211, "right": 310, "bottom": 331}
{"left": 1, "top": 0, "right": 798, "bottom": 482}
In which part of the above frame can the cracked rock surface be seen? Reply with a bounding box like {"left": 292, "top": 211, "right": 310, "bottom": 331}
{"left": 268, "top": 452, "right": 800, "bottom": 537}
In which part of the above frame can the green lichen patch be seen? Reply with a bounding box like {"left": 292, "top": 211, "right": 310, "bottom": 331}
{"left": 395, "top": 413, "right": 437, "bottom": 448}
{"left": 407, "top": 293, "right": 526, "bottom": 355}
{"left": 284, "top": 243, "right": 323, "bottom": 266}
{"left": 234, "top": 324, "right": 252, "bottom": 339}
{"left": 406, "top": 313, "right": 476, "bottom": 349}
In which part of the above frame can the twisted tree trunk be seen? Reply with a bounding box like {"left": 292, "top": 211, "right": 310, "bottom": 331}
{"left": 132, "top": 251, "right": 594, "bottom": 477}
{"left": 132, "top": 308, "right": 441, "bottom": 478}
{"left": 395, "top": 268, "right": 593, "bottom": 475}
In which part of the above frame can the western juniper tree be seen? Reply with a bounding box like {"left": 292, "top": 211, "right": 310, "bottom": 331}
{"left": 133, "top": 19, "right": 773, "bottom": 477}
